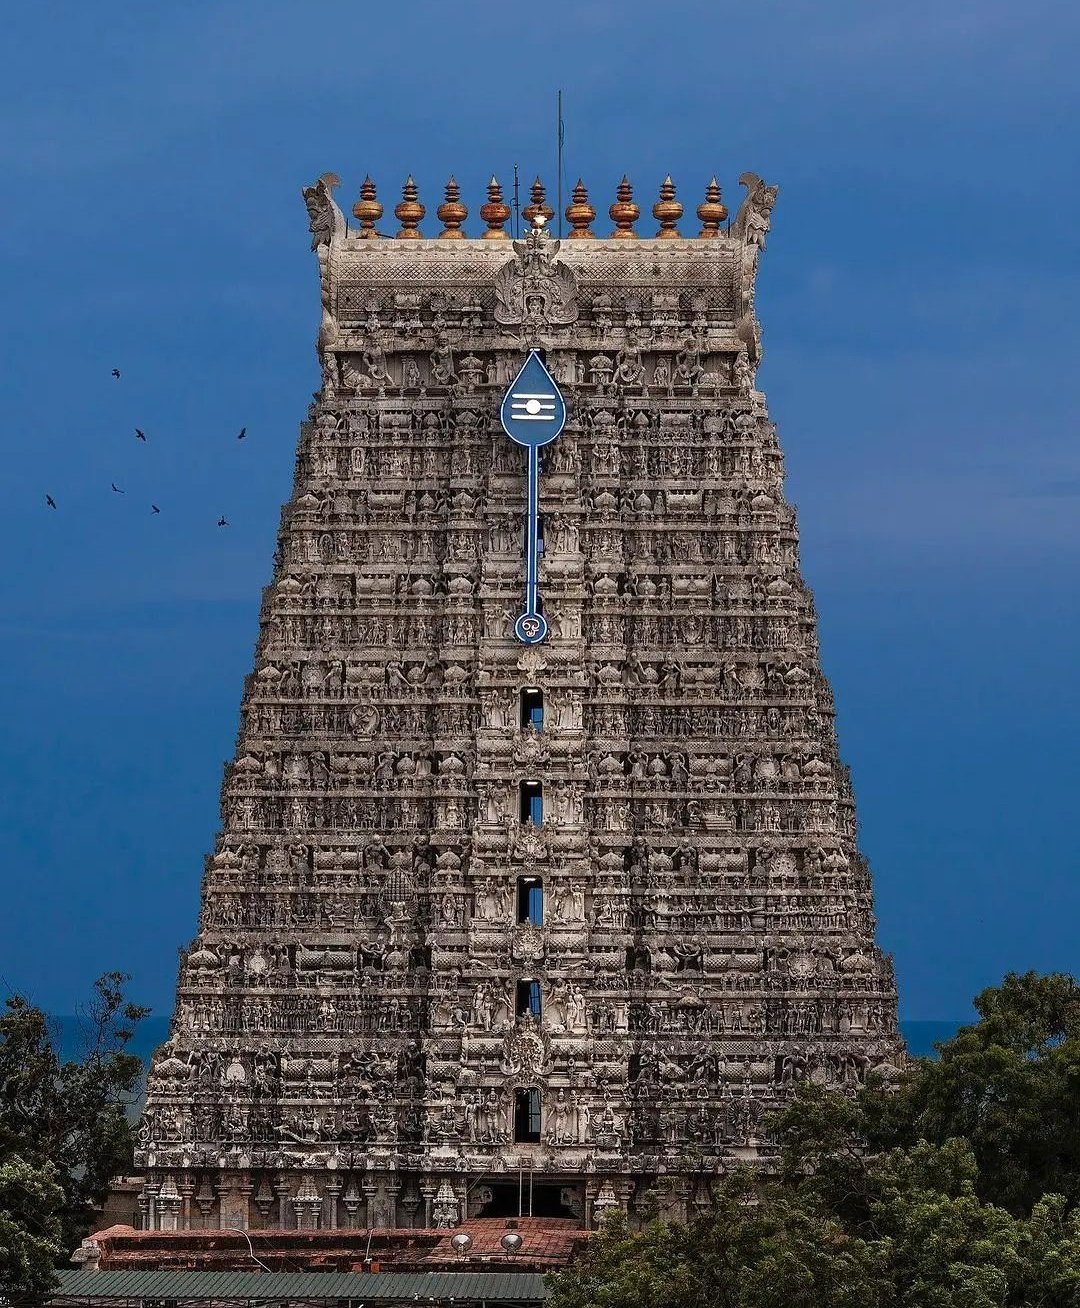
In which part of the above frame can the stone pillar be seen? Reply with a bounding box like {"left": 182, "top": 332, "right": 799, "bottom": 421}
{"left": 195, "top": 1176, "right": 217, "bottom": 1228}
{"left": 274, "top": 1173, "right": 291, "bottom": 1229}
{"left": 253, "top": 1177, "right": 275, "bottom": 1227}
{"left": 293, "top": 1175, "right": 322, "bottom": 1230}
{"left": 668, "top": 1178, "right": 693, "bottom": 1225}
{"left": 614, "top": 1178, "right": 636, "bottom": 1219}
{"left": 326, "top": 1177, "right": 342, "bottom": 1230}
{"left": 362, "top": 1177, "right": 379, "bottom": 1230}
{"left": 371, "top": 1176, "right": 402, "bottom": 1229}
{"left": 143, "top": 1179, "right": 160, "bottom": 1231}
{"left": 342, "top": 1178, "right": 362, "bottom": 1229}
{"left": 178, "top": 1176, "right": 196, "bottom": 1232}
{"left": 157, "top": 1177, "right": 182, "bottom": 1231}
{"left": 432, "top": 1179, "right": 460, "bottom": 1228}
{"left": 592, "top": 1180, "right": 618, "bottom": 1226}
{"left": 420, "top": 1178, "right": 436, "bottom": 1229}
{"left": 218, "top": 1173, "right": 252, "bottom": 1229}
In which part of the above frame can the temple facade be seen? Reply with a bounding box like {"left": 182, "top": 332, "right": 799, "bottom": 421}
{"left": 134, "top": 169, "right": 901, "bottom": 1233}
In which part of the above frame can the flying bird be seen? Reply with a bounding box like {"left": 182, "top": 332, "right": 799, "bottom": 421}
{"left": 237, "top": 427, "right": 247, "bottom": 440}
{"left": 111, "top": 483, "right": 125, "bottom": 493}
{"left": 151, "top": 504, "right": 160, "bottom": 514}
{"left": 135, "top": 428, "right": 146, "bottom": 441}
{"left": 45, "top": 494, "right": 57, "bottom": 509}
{"left": 111, "top": 369, "right": 121, "bottom": 379}
{"left": 217, "top": 516, "right": 229, "bottom": 527}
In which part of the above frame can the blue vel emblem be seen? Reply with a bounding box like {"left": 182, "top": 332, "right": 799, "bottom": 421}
{"left": 499, "top": 351, "right": 567, "bottom": 643}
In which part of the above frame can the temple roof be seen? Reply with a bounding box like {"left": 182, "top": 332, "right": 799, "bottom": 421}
{"left": 51, "top": 1268, "right": 548, "bottom": 1305}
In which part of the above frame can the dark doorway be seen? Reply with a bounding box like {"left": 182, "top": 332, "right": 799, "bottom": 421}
{"left": 474, "top": 1180, "right": 580, "bottom": 1219}
{"left": 519, "top": 780, "right": 543, "bottom": 825}
{"left": 517, "top": 877, "right": 543, "bottom": 925}
{"left": 516, "top": 978, "right": 542, "bottom": 1020}
{"left": 520, "top": 687, "right": 544, "bottom": 730}
{"left": 513, "top": 1087, "right": 542, "bottom": 1142}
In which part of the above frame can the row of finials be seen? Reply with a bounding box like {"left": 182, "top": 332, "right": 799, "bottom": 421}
{"left": 346, "top": 174, "right": 731, "bottom": 241}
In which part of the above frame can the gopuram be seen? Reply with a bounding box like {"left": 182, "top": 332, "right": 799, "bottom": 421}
{"left": 134, "top": 169, "right": 902, "bottom": 1235}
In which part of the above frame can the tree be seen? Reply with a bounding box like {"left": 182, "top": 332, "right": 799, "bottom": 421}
{"left": 864, "top": 971, "right": 1080, "bottom": 1215}
{"left": 551, "top": 975, "right": 1080, "bottom": 1308}
{"left": 0, "top": 1157, "right": 65, "bottom": 1305}
{"left": 547, "top": 1174, "right": 891, "bottom": 1308}
{"left": 552, "top": 1111, "right": 1080, "bottom": 1308}
{"left": 0, "top": 972, "right": 148, "bottom": 1276}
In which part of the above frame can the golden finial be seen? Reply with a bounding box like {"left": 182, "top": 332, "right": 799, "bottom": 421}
{"left": 480, "top": 176, "right": 511, "bottom": 239}
{"left": 696, "top": 178, "right": 728, "bottom": 238}
{"left": 522, "top": 177, "right": 554, "bottom": 228}
{"left": 437, "top": 177, "right": 468, "bottom": 239}
{"left": 609, "top": 176, "right": 639, "bottom": 240}
{"left": 652, "top": 175, "right": 683, "bottom": 239}
{"left": 565, "top": 179, "right": 596, "bottom": 239}
{"left": 351, "top": 175, "right": 383, "bottom": 239}
{"left": 394, "top": 176, "right": 425, "bottom": 239}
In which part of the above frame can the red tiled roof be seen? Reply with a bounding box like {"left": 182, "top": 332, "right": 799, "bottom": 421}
{"left": 83, "top": 1219, "right": 589, "bottom": 1274}
{"left": 423, "top": 1218, "right": 586, "bottom": 1267}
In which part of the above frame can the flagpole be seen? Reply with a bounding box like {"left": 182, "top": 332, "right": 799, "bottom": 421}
{"left": 556, "top": 90, "right": 564, "bottom": 238}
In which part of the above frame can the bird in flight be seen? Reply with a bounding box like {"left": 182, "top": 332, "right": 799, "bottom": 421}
{"left": 112, "top": 368, "right": 121, "bottom": 379}
{"left": 237, "top": 427, "right": 247, "bottom": 440}
{"left": 45, "top": 494, "right": 57, "bottom": 509}
{"left": 135, "top": 428, "right": 146, "bottom": 441}
{"left": 217, "top": 515, "right": 229, "bottom": 527}
{"left": 151, "top": 504, "right": 161, "bottom": 514}
{"left": 111, "top": 483, "right": 125, "bottom": 493}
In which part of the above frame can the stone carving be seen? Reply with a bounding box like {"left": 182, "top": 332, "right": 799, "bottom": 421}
{"left": 732, "top": 172, "right": 778, "bottom": 249}
{"left": 136, "top": 169, "right": 900, "bottom": 1235}
{"left": 301, "top": 172, "right": 346, "bottom": 251}
{"left": 494, "top": 223, "right": 579, "bottom": 328}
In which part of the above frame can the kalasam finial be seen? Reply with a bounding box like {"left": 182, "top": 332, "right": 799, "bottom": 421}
{"left": 352, "top": 175, "right": 383, "bottom": 238}
{"left": 565, "top": 179, "right": 596, "bottom": 239}
{"left": 697, "top": 177, "right": 728, "bottom": 238}
{"left": 480, "top": 176, "right": 511, "bottom": 239}
{"left": 395, "top": 176, "right": 425, "bottom": 239}
{"left": 609, "top": 176, "right": 639, "bottom": 240}
{"left": 652, "top": 175, "right": 683, "bottom": 239}
{"left": 523, "top": 177, "right": 554, "bottom": 229}
{"left": 437, "top": 177, "right": 468, "bottom": 239}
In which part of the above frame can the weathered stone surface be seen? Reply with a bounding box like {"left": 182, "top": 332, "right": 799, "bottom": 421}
{"left": 135, "top": 173, "right": 900, "bottom": 1233}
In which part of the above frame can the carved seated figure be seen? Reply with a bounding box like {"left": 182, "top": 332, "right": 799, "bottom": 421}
{"left": 613, "top": 346, "right": 645, "bottom": 386}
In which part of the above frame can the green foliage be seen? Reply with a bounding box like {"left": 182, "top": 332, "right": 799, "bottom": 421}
{"left": 551, "top": 973, "right": 1080, "bottom": 1308}
{"left": 0, "top": 1157, "right": 65, "bottom": 1305}
{"left": 547, "top": 1179, "right": 890, "bottom": 1308}
{"left": 866, "top": 971, "right": 1080, "bottom": 1215}
{"left": 0, "top": 972, "right": 148, "bottom": 1278}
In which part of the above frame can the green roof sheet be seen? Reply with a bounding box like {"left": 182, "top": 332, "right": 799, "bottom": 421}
{"left": 51, "top": 1268, "right": 548, "bottom": 1303}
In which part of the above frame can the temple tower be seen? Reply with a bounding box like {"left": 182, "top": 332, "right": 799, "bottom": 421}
{"left": 136, "top": 169, "right": 901, "bottom": 1232}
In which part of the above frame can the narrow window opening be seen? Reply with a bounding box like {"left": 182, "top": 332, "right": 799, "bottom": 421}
{"left": 537, "top": 512, "right": 546, "bottom": 555}
{"left": 516, "top": 978, "right": 543, "bottom": 1021}
{"left": 520, "top": 780, "right": 543, "bottom": 825}
{"left": 517, "top": 877, "right": 544, "bottom": 925}
{"left": 514, "top": 1087, "right": 542, "bottom": 1143}
{"left": 520, "top": 687, "right": 544, "bottom": 731}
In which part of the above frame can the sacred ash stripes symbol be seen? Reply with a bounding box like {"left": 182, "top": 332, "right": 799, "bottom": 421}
{"left": 509, "top": 392, "right": 558, "bottom": 421}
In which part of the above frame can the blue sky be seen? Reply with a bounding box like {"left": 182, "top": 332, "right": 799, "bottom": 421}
{"left": 1, "top": 2, "right": 1077, "bottom": 1020}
